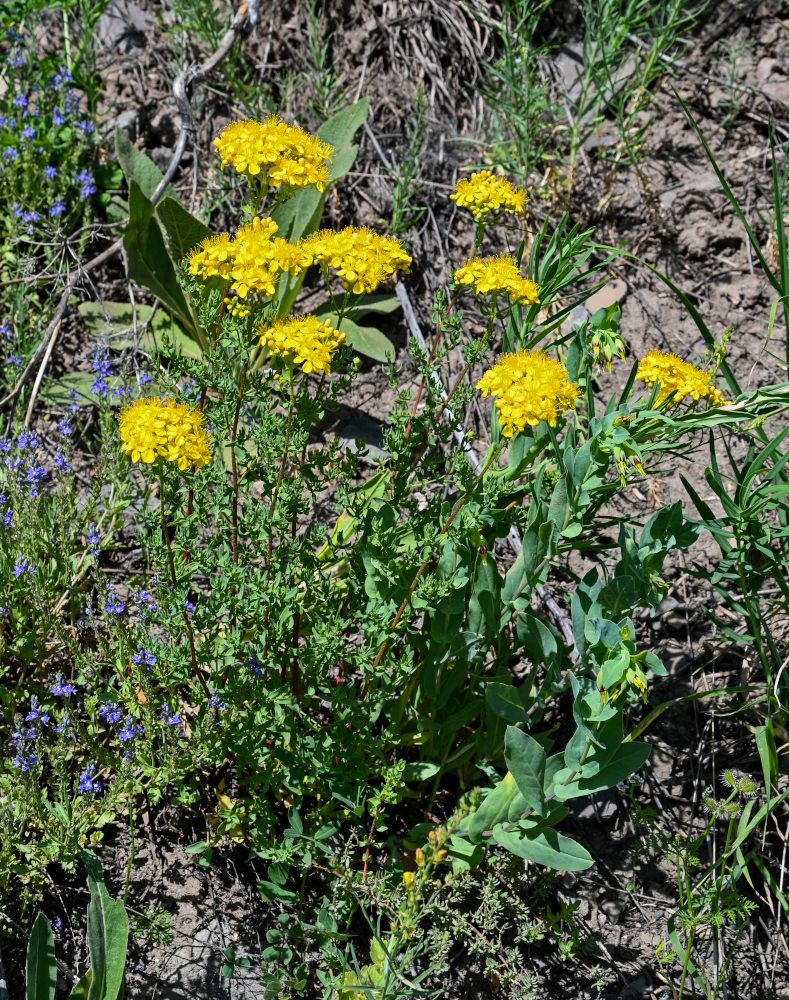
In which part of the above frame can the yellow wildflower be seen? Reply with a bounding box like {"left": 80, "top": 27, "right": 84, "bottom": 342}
{"left": 230, "top": 216, "right": 300, "bottom": 299}
{"left": 213, "top": 117, "right": 333, "bottom": 191}
{"left": 455, "top": 254, "right": 539, "bottom": 305}
{"left": 636, "top": 350, "right": 727, "bottom": 407}
{"left": 258, "top": 314, "right": 346, "bottom": 375}
{"left": 450, "top": 170, "right": 526, "bottom": 219}
{"left": 300, "top": 227, "right": 411, "bottom": 294}
{"left": 187, "top": 232, "right": 234, "bottom": 281}
{"left": 119, "top": 397, "right": 212, "bottom": 470}
{"left": 476, "top": 350, "right": 580, "bottom": 436}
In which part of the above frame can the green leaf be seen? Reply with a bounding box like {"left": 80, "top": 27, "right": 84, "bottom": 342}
{"left": 332, "top": 313, "right": 395, "bottom": 362}
{"left": 485, "top": 682, "right": 528, "bottom": 724}
{"left": 466, "top": 771, "right": 521, "bottom": 843}
{"left": 504, "top": 726, "right": 545, "bottom": 815}
{"left": 552, "top": 741, "right": 651, "bottom": 799}
{"left": 67, "top": 970, "right": 93, "bottom": 1000}
{"left": 26, "top": 913, "right": 56, "bottom": 1000}
{"left": 154, "top": 197, "right": 214, "bottom": 269}
{"left": 80, "top": 850, "right": 129, "bottom": 1000}
{"left": 115, "top": 127, "right": 178, "bottom": 203}
{"left": 123, "top": 181, "right": 198, "bottom": 338}
{"left": 320, "top": 97, "right": 370, "bottom": 182}
{"left": 492, "top": 825, "right": 593, "bottom": 870}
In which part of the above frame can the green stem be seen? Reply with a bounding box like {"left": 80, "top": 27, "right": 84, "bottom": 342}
{"left": 158, "top": 468, "right": 211, "bottom": 700}
{"left": 266, "top": 374, "right": 297, "bottom": 577}
{"left": 229, "top": 361, "right": 249, "bottom": 566}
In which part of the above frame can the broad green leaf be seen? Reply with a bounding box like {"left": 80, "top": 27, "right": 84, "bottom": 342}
{"left": 123, "top": 181, "right": 197, "bottom": 337}
{"left": 81, "top": 850, "right": 129, "bottom": 1000}
{"left": 552, "top": 741, "right": 651, "bottom": 799}
{"left": 77, "top": 301, "right": 201, "bottom": 359}
{"left": 466, "top": 771, "right": 521, "bottom": 843}
{"left": 26, "top": 913, "right": 56, "bottom": 1000}
{"left": 504, "top": 726, "right": 545, "bottom": 815}
{"left": 115, "top": 128, "right": 178, "bottom": 204}
{"left": 332, "top": 314, "right": 395, "bottom": 362}
{"left": 485, "top": 682, "right": 528, "bottom": 724}
{"left": 272, "top": 98, "right": 370, "bottom": 318}
{"left": 154, "top": 197, "right": 214, "bottom": 269}
{"left": 492, "top": 825, "right": 593, "bottom": 870}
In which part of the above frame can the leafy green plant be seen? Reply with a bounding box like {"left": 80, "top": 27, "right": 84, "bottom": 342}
{"left": 23, "top": 851, "right": 128, "bottom": 1000}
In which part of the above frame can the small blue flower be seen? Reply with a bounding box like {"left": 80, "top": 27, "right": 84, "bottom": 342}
{"left": 17, "top": 431, "right": 38, "bottom": 449}
{"left": 2, "top": 510, "right": 12, "bottom": 530}
{"left": 53, "top": 67, "right": 73, "bottom": 87}
{"left": 13, "top": 94, "right": 27, "bottom": 109}
{"left": 20, "top": 126, "right": 35, "bottom": 140}
{"left": 132, "top": 646, "right": 156, "bottom": 668}
{"left": 185, "top": 597, "right": 196, "bottom": 615}
{"left": 0, "top": 320, "right": 12, "bottom": 340}
{"left": 50, "top": 199, "right": 66, "bottom": 217}
{"left": 208, "top": 693, "right": 227, "bottom": 711}
{"left": 12, "top": 557, "right": 35, "bottom": 577}
{"left": 44, "top": 165, "right": 57, "bottom": 179}
{"left": 67, "top": 388, "right": 80, "bottom": 412}
{"left": 51, "top": 675, "right": 77, "bottom": 697}
{"left": 52, "top": 109, "right": 65, "bottom": 125}
{"left": 3, "top": 148, "right": 19, "bottom": 160}
{"left": 75, "top": 169, "right": 96, "bottom": 198}
{"left": 6, "top": 355, "right": 22, "bottom": 366}
{"left": 112, "top": 384, "right": 132, "bottom": 399}
{"left": 78, "top": 765, "right": 101, "bottom": 795}
{"left": 54, "top": 453, "right": 70, "bottom": 473}
{"left": 12, "top": 748, "right": 37, "bottom": 771}
{"left": 118, "top": 715, "right": 143, "bottom": 743}
{"left": 160, "top": 702, "right": 180, "bottom": 726}
{"left": 104, "top": 586, "right": 124, "bottom": 615}
{"left": 245, "top": 651, "right": 264, "bottom": 678}
{"left": 76, "top": 120, "right": 94, "bottom": 134}
{"left": 98, "top": 701, "right": 121, "bottom": 724}
{"left": 52, "top": 917, "right": 63, "bottom": 931}
{"left": 137, "top": 372, "right": 152, "bottom": 386}
{"left": 57, "top": 419, "right": 72, "bottom": 435}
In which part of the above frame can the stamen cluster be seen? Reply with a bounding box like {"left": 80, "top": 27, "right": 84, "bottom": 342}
{"left": 302, "top": 227, "right": 412, "bottom": 294}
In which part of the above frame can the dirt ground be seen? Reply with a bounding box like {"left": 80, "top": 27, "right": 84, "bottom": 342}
{"left": 9, "top": 0, "right": 789, "bottom": 997}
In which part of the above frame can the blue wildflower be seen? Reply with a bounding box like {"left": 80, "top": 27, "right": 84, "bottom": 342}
{"left": 76, "top": 169, "right": 96, "bottom": 197}
{"left": 118, "top": 715, "right": 143, "bottom": 743}
{"left": 13, "top": 94, "right": 27, "bottom": 109}
{"left": 98, "top": 701, "right": 121, "bottom": 724}
{"left": 57, "top": 419, "right": 72, "bottom": 435}
{"left": 78, "top": 765, "right": 101, "bottom": 795}
{"left": 104, "top": 586, "right": 124, "bottom": 615}
{"left": 50, "top": 199, "right": 66, "bottom": 217}
{"left": 132, "top": 646, "right": 156, "bottom": 668}
{"left": 160, "top": 702, "right": 180, "bottom": 726}
{"left": 54, "top": 453, "right": 70, "bottom": 473}
{"left": 12, "top": 557, "right": 35, "bottom": 577}
{"left": 51, "top": 676, "right": 77, "bottom": 697}
{"left": 44, "top": 165, "right": 57, "bottom": 179}
{"left": 52, "top": 109, "right": 65, "bottom": 125}
{"left": 76, "top": 120, "right": 94, "bottom": 134}
{"left": 6, "top": 355, "right": 22, "bottom": 365}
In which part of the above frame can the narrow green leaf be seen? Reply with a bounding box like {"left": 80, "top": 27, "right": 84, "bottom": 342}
{"left": 26, "top": 913, "right": 56, "bottom": 1000}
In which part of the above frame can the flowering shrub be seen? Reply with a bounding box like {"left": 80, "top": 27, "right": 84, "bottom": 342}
{"left": 1, "top": 104, "right": 770, "bottom": 994}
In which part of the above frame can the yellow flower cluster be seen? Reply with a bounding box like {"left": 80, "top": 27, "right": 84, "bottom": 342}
{"left": 258, "top": 314, "right": 346, "bottom": 375}
{"left": 636, "top": 350, "right": 727, "bottom": 407}
{"left": 450, "top": 170, "right": 526, "bottom": 220}
{"left": 187, "top": 217, "right": 305, "bottom": 299}
{"left": 455, "top": 254, "right": 539, "bottom": 305}
{"left": 119, "top": 397, "right": 212, "bottom": 470}
{"left": 301, "top": 227, "right": 412, "bottom": 294}
{"left": 476, "top": 350, "right": 580, "bottom": 436}
{"left": 213, "top": 117, "right": 334, "bottom": 191}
